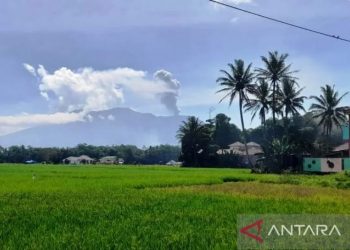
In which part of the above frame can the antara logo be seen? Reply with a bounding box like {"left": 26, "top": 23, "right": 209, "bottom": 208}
{"left": 240, "top": 219, "right": 342, "bottom": 244}
{"left": 239, "top": 219, "right": 264, "bottom": 243}
{"left": 268, "top": 224, "right": 341, "bottom": 236}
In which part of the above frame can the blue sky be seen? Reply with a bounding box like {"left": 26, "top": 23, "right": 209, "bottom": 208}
{"left": 0, "top": 0, "right": 350, "bottom": 135}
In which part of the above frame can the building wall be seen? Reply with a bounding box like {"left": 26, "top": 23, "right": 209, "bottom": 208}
{"left": 303, "top": 158, "right": 321, "bottom": 172}
{"left": 321, "top": 158, "right": 342, "bottom": 172}
{"left": 344, "top": 158, "right": 350, "bottom": 171}
{"left": 303, "top": 158, "right": 344, "bottom": 172}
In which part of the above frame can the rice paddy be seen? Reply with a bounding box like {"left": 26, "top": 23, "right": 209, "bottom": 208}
{"left": 1, "top": 164, "right": 350, "bottom": 249}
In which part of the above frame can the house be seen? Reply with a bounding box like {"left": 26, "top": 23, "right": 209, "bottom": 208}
{"left": 332, "top": 143, "right": 350, "bottom": 157}
{"left": 166, "top": 160, "right": 182, "bottom": 166}
{"left": 99, "top": 156, "right": 117, "bottom": 164}
{"left": 217, "top": 141, "right": 263, "bottom": 155}
{"left": 25, "top": 160, "right": 37, "bottom": 164}
{"left": 63, "top": 155, "right": 94, "bottom": 165}
{"left": 217, "top": 141, "right": 264, "bottom": 166}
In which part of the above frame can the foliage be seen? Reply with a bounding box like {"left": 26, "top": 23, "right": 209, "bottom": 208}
{"left": 142, "top": 145, "right": 181, "bottom": 165}
{"left": 256, "top": 51, "right": 296, "bottom": 125}
{"left": 263, "top": 136, "right": 295, "bottom": 173}
{"left": 212, "top": 113, "right": 241, "bottom": 149}
{"left": 244, "top": 79, "right": 271, "bottom": 126}
{"left": 177, "top": 116, "right": 212, "bottom": 167}
{"left": 0, "top": 144, "right": 180, "bottom": 165}
{"left": 277, "top": 78, "right": 306, "bottom": 119}
{"left": 310, "top": 84, "right": 348, "bottom": 135}
{"left": 217, "top": 59, "right": 255, "bottom": 166}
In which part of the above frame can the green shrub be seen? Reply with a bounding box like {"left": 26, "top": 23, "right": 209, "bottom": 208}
{"left": 222, "top": 176, "right": 254, "bottom": 183}
{"left": 319, "top": 181, "right": 330, "bottom": 187}
{"left": 278, "top": 175, "right": 301, "bottom": 185}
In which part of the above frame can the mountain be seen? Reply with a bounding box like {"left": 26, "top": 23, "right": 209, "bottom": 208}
{"left": 0, "top": 108, "right": 188, "bottom": 147}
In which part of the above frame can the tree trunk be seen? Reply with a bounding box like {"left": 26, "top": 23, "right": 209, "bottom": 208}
{"left": 272, "top": 80, "right": 276, "bottom": 126}
{"left": 262, "top": 114, "right": 266, "bottom": 128}
{"left": 272, "top": 80, "right": 277, "bottom": 138}
{"left": 262, "top": 114, "right": 267, "bottom": 140}
{"left": 239, "top": 93, "right": 253, "bottom": 168}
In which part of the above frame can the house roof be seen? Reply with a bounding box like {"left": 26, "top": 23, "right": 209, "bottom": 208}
{"left": 64, "top": 156, "right": 78, "bottom": 161}
{"left": 228, "top": 141, "right": 262, "bottom": 148}
{"left": 78, "top": 155, "right": 94, "bottom": 160}
{"left": 247, "top": 142, "right": 261, "bottom": 147}
{"left": 100, "top": 156, "right": 117, "bottom": 161}
{"left": 247, "top": 147, "right": 264, "bottom": 155}
{"left": 219, "top": 141, "right": 263, "bottom": 155}
{"left": 228, "top": 142, "right": 245, "bottom": 148}
{"left": 166, "top": 160, "right": 181, "bottom": 165}
{"left": 64, "top": 155, "right": 94, "bottom": 161}
{"left": 333, "top": 143, "right": 349, "bottom": 152}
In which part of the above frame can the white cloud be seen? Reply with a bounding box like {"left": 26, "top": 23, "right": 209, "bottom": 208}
{"left": 24, "top": 65, "right": 181, "bottom": 115}
{"left": 0, "top": 112, "right": 83, "bottom": 135}
{"left": 0, "top": 65, "right": 183, "bottom": 136}
{"left": 23, "top": 63, "right": 37, "bottom": 77}
{"left": 86, "top": 114, "right": 94, "bottom": 123}
{"left": 107, "top": 114, "right": 115, "bottom": 121}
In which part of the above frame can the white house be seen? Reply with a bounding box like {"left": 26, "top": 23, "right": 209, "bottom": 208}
{"left": 99, "top": 156, "right": 117, "bottom": 164}
{"left": 217, "top": 141, "right": 264, "bottom": 166}
{"left": 166, "top": 160, "right": 182, "bottom": 166}
{"left": 63, "top": 155, "right": 94, "bottom": 165}
{"left": 217, "top": 142, "right": 263, "bottom": 155}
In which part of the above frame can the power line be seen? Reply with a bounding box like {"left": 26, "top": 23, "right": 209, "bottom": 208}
{"left": 209, "top": 0, "right": 350, "bottom": 43}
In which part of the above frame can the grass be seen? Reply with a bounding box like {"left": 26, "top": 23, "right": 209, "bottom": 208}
{"left": 1, "top": 164, "right": 350, "bottom": 249}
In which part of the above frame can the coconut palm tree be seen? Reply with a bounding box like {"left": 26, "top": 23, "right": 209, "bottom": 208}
{"left": 256, "top": 51, "right": 296, "bottom": 127}
{"left": 177, "top": 116, "right": 211, "bottom": 166}
{"left": 310, "top": 84, "right": 348, "bottom": 136}
{"left": 277, "top": 78, "right": 306, "bottom": 119}
{"left": 216, "top": 59, "right": 255, "bottom": 166}
{"left": 244, "top": 78, "right": 271, "bottom": 127}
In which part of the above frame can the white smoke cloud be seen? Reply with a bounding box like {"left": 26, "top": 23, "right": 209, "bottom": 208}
{"left": 154, "top": 70, "right": 181, "bottom": 116}
{"left": 24, "top": 65, "right": 181, "bottom": 115}
{"left": 0, "top": 112, "right": 84, "bottom": 135}
{"left": 0, "top": 65, "right": 182, "bottom": 136}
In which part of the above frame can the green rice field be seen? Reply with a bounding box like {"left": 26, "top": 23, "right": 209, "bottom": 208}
{"left": 1, "top": 164, "right": 350, "bottom": 249}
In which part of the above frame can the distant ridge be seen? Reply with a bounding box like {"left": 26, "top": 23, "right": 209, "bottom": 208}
{"left": 0, "top": 108, "right": 187, "bottom": 147}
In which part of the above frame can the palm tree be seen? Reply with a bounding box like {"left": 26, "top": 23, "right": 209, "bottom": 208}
{"left": 177, "top": 116, "right": 211, "bottom": 166}
{"left": 216, "top": 59, "right": 255, "bottom": 166}
{"left": 256, "top": 51, "right": 296, "bottom": 127}
{"left": 310, "top": 84, "right": 348, "bottom": 136}
{"left": 277, "top": 78, "right": 306, "bottom": 119}
{"left": 244, "top": 78, "right": 271, "bottom": 126}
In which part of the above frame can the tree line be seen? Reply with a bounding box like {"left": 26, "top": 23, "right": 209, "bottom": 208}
{"left": 177, "top": 51, "right": 348, "bottom": 171}
{"left": 0, "top": 144, "right": 181, "bottom": 165}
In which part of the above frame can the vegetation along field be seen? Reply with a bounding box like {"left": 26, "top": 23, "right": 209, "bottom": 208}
{"left": 1, "top": 164, "right": 350, "bottom": 249}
